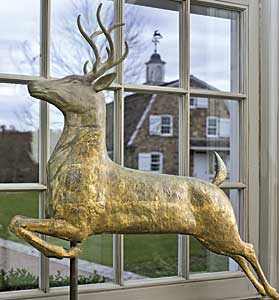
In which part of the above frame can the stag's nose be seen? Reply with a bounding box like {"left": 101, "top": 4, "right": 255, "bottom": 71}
{"left": 27, "top": 82, "right": 34, "bottom": 92}
{"left": 27, "top": 81, "right": 39, "bottom": 95}
{"left": 28, "top": 80, "right": 47, "bottom": 97}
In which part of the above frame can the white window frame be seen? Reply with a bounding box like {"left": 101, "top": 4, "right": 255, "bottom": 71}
{"left": 138, "top": 152, "right": 163, "bottom": 173}
{"left": 0, "top": 0, "right": 267, "bottom": 299}
{"left": 150, "top": 152, "right": 163, "bottom": 172}
{"left": 206, "top": 116, "right": 219, "bottom": 137}
{"left": 206, "top": 117, "right": 231, "bottom": 138}
{"left": 149, "top": 114, "right": 173, "bottom": 136}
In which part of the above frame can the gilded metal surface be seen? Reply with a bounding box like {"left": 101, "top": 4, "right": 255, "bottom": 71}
{"left": 9, "top": 4, "right": 279, "bottom": 299}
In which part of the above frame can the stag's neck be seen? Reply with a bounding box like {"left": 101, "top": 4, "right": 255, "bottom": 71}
{"left": 54, "top": 109, "right": 108, "bottom": 162}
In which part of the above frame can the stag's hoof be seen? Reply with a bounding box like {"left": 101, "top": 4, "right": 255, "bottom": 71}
{"left": 258, "top": 286, "right": 267, "bottom": 297}
{"left": 67, "top": 246, "right": 82, "bottom": 258}
{"left": 45, "top": 246, "right": 82, "bottom": 259}
{"left": 267, "top": 287, "right": 279, "bottom": 300}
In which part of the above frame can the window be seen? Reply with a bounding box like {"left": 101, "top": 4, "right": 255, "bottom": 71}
{"left": 207, "top": 116, "right": 219, "bottom": 137}
{"left": 138, "top": 152, "right": 163, "bottom": 173}
{"left": 190, "top": 97, "right": 209, "bottom": 108}
{"left": 206, "top": 116, "right": 231, "bottom": 138}
{"left": 0, "top": 0, "right": 263, "bottom": 299}
{"left": 149, "top": 115, "right": 173, "bottom": 136}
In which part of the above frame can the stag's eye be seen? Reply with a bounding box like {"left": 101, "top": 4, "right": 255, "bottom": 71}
{"left": 72, "top": 80, "right": 81, "bottom": 85}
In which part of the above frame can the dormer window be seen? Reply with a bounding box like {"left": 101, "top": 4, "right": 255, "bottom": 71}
{"left": 149, "top": 115, "right": 173, "bottom": 136}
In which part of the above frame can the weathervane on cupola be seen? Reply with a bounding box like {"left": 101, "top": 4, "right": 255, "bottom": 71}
{"left": 152, "top": 30, "right": 163, "bottom": 53}
{"left": 145, "top": 30, "right": 166, "bottom": 85}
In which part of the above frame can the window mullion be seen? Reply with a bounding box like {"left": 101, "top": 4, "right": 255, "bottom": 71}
{"left": 113, "top": 0, "right": 125, "bottom": 286}
{"left": 178, "top": 0, "right": 190, "bottom": 280}
{"left": 39, "top": 0, "right": 51, "bottom": 293}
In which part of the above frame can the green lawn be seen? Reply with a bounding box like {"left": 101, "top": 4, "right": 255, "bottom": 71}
{"left": 0, "top": 192, "right": 228, "bottom": 277}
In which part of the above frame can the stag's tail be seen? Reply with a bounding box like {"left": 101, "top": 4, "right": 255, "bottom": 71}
{"left": 212, "top": 152, "right": 227, "bottom": 186}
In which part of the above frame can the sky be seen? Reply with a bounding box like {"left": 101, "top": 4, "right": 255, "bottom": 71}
{"left": 0, "top": 0, "right": 236, "bottom": 131}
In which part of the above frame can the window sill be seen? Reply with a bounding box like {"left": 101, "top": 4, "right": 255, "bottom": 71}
{"left": 0, "top": 274, "right": 259, "bottom": 300}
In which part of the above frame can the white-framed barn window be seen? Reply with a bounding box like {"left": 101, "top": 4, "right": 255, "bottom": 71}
{"left": 149, "top": 115, "right": 173, "bottom": 136}
{"left": 138, "top": 152, "right": 163, "bottom": 173}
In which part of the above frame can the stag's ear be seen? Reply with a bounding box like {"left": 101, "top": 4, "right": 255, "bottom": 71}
{"left": 93, "top": 73, "right": 116, "bottom": 92}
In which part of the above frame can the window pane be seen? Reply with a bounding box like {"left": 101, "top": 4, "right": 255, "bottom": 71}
{"left": 0, "top": 84, "right": 39, "bottom": 183}
{"left": 50, "top": 0, "right": 114, "bottom": 78}
{"left": 190, "top": 5, "right": 240, "bottom": 92}
{"left": 0, "top": 0, "right": 40, "bottom": 75}
{"left": 48, "top": 235, "right": 112, "bottom": 287}
{"left": 190, "top": 189, "right": 241, "bottom": 274}
{"left": 124, "top": 0, "right": 180, "bottom": 85}
{"left": 190, "top": 98, "right": 239, "bottom": 183}
{"left": 124, "top": 92, "right": 179, "bottom": 279}
{"left": 49, "top": 91, "right": 114, "bottom": 286}
{"left": 0, "top": 192, "right": 39, "bottom": 291}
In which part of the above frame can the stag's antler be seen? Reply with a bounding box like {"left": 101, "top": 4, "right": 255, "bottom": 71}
{"left": 77, "top": 3, "right": 129, "bottom": 81}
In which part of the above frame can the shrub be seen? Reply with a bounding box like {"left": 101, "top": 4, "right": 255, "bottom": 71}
{"left": 0, "top": 268, "right": 105, "bottom": 291}
{"left": 49, "top": 270, "right": 105, "bottom": 287}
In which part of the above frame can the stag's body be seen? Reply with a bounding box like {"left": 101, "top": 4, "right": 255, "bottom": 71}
{"left": 47, "top": 107, "right": 235, "bottom": 240}
{"left": 9, "top": 4, "right": 279, "bottom": 299}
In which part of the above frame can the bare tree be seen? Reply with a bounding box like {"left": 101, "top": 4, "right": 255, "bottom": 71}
{"left": 50, "top": 0, "right": 148, "bottom": 82}
{"left": 16, "top": 0, "right": 149, "bottom": 130}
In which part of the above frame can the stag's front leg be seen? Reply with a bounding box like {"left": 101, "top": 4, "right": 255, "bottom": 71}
{"left": 9, "top": 215, "right": 88, "bottom": 259}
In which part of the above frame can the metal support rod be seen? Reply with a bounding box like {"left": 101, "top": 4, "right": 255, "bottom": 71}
{"left": 70, "top": 241, "right": 78, "bottom": 300}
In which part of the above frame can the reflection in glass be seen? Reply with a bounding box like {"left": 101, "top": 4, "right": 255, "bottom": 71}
{"left": 48, "top": 235, "right": 113, "bottom": 286}
{"left": 50, "top": 0, "right": 114, "bottom": 78}
{"left": 0, "top": 0, "right": 40, "bottom": 75}
{"left": 0, "top": 192, "right": 39, "bottom": 291}
{"left": 190, "top": 98, "right": 239, "bottom": 182}
{"left": 124, "top": 1, "right": 179, "bottom": 85}
{"left": 190, "top": 5, "right": 240, "bottom": 92}
{"left": 190, "top": 190, "right": 241, "bottom": 273}
{"left": 0, "top": 84, "right": 39, "bottom": 183}
{"left": 124, "top": 92, "right": 179, "bottom": 278}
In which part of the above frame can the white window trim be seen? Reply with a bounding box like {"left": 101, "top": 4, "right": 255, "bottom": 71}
{"left": 138, "top": 152, "right": 163, "bottom": 173}
{"left": 149, "top": 114, "right": 173, "bottom": 137}
{"left": 150, "top": 152, "right": 163, "bottom": 173}
{"left": 160, "top": 114, "right": 173, "bottom": 136}
{"left": 206, "top": 116, "right": 219, "bottom": 137}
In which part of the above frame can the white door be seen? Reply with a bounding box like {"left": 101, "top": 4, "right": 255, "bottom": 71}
{"left": 193, "top": 152, "right": 208, "bottom": 180}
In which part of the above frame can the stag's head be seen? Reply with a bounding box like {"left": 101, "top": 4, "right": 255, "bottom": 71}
{"left": 28, "top": 3, "right": 128, "bottom": 116}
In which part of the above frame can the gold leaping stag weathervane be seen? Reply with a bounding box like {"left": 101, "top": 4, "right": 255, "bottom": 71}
{"left": 9, "top": 4, "right": 278, "bottom": 299}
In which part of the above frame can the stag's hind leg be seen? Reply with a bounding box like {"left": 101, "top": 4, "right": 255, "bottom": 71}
{"left": 231, "top": 254, "right": 266, "bottom": 297}
{"left": 195, "top": 237, "right": 267, "bottom": 298}
{"left": 242, "top": 243, "right": 279, "bottom": 300}
{"left": 9, "top": 215, "right": 88, "bottom": 259}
